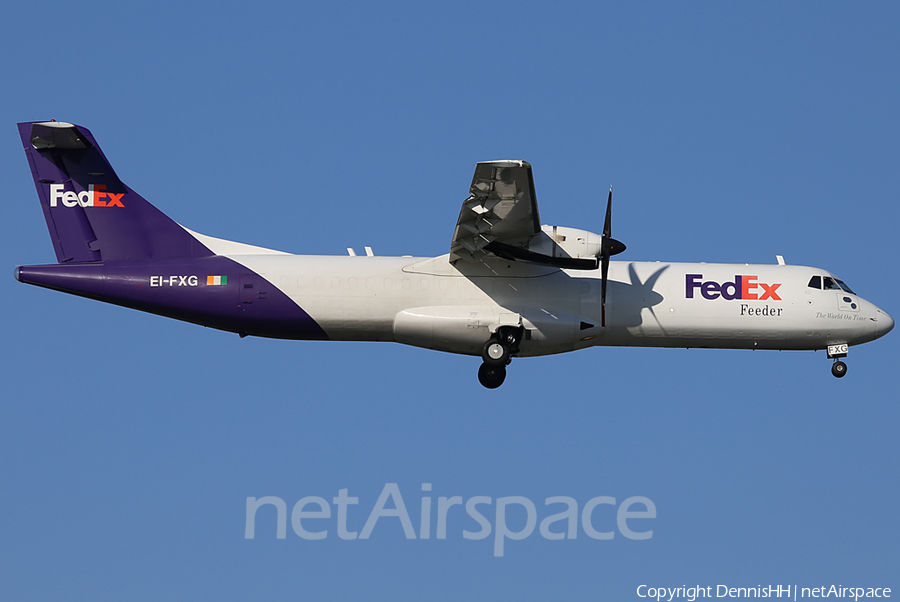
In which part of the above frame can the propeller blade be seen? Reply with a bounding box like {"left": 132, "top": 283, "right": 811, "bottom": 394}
{"left": 603, "top": 186, "right": 613, "bottom": 241}
{"left": 601, "top": 251, "right": 609, "bottom": 327}
{"left": 600, "top": 185, "right": 626, "bottom": 259}
{"left": 601, "top": 186, "right": 612, "bottom": 326}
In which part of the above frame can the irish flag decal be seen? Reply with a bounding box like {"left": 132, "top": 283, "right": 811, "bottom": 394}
{"left": 207, "top": 275, "right": 228, "bottom": 286}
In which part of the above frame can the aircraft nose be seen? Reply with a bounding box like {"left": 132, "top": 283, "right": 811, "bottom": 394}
{"left": 875, "top": 307, "right": 894, "bottom": 339}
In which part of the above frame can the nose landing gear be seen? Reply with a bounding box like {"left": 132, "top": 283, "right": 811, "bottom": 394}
{"left": 827, "top": 343, "right": 849, "bottom": 378}
{"left": 831, "top": 360, "right": 847, "bottom": 378}
{"left": 477, "top": 326, "right": 524, "bottom": 389}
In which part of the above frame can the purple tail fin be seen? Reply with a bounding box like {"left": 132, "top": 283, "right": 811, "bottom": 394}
{"left": 18, "top": 121, "right": 213, "bottom": 263}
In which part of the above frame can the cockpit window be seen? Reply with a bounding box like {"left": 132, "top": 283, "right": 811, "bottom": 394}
{"left": 834, "top": 278, "right": 855, "bottom": 294}
{"left": 808, "top": 276, "right": 822, "bottom": 289}
{"left": 823, "top": 277, "right": 841, "bottom": 290}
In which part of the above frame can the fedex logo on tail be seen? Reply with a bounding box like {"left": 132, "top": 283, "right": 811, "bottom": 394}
{"left": 49, "top": 184, "right": 124, "bottom": 208}
{"left": 686, "top": 274, "right": 782, "bottom": 301}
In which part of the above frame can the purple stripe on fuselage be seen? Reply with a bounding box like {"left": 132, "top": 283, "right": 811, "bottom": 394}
{"left": 16, "top": 256, "right": 328, "bottom": 340}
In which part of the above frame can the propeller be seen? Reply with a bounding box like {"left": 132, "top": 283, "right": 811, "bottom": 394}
{"left": 600, "top": 186, "right": 626, "bottom": 327}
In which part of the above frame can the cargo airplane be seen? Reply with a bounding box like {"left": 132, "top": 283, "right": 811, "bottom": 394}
{"left": 14, "top": 121, "right": 894, "bottom": 388}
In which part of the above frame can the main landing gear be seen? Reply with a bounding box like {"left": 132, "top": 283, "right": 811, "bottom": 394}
{"left": 478, "top": 363, "right": 507, "bottom": 389}
{"left": 477, "top": 326, "right": 524, "bottom": 389}
{"left": 827, "top": 343, "right": 849, "bottom": 378}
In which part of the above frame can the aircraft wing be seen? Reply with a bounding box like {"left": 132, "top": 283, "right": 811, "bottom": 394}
{"left": 449, "top": 161, "right": 541, "bottom": 263}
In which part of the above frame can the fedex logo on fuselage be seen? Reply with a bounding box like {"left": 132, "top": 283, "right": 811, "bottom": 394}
{"left": 49, "top": 184, "right": 124, "bottom": 208}
{"left": 686, "top": 274, "right": 782, "bottom": 301}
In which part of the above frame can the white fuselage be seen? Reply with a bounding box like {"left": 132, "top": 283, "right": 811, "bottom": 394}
{"left": 223, "top": 251, "right": 891, "bottom": 357}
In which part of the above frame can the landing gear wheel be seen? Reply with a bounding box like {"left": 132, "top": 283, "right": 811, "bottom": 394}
{"left": 482, "top": 340, "right": 510, "bottom": 366}
{"left": 831, "top": 360, "right": 847, "bottom": 378}
{"left": 478, "top": 363, "right": 507, "bottom": 389}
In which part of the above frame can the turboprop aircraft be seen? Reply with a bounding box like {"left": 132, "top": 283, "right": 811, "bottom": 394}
{"left": 14, "top": 121, "right": 894, "bottom": 388}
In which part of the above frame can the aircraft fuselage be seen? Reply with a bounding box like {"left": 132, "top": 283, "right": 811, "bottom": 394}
{"left": 17, "top": 252, "right": 891, "bottom": 359}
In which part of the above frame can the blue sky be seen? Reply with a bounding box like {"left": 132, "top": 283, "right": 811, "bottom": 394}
{"left": 2, "top": 1, "right": 898, "bottom": 600}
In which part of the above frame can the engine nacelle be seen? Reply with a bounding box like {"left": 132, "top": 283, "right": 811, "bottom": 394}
{"left": 529, "top": 225, "right": 602, "bottom": 260}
